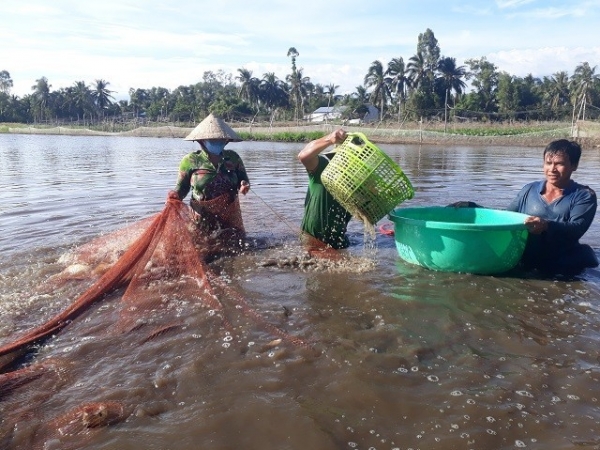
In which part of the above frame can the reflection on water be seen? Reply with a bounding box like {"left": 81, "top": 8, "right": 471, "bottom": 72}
{"left": 1, "top": 134, "right": 600, "bottom": 449}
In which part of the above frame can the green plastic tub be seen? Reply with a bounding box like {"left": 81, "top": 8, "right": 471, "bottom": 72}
{"left": 388, "top": 206, "right": 529, "bottom": 275}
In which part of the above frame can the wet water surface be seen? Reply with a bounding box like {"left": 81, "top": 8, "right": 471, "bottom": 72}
{"left": 1, "top": 134, "right": 600, "bottom": 449}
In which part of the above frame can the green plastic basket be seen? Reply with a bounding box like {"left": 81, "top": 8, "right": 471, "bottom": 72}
{"left": 321, "top": 132, "right": 414, "bottom": 224}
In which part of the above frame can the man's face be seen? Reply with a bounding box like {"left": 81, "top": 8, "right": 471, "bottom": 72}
{"left": 544, "top": 151, "right": 575, "bottom": 188}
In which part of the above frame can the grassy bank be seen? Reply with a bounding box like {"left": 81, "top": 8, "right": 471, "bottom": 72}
{"left": 237, "top": 130, "right": 325, "bottom": 142}
{"left": 2, "top": 121, "right": 599, "bottom": 148}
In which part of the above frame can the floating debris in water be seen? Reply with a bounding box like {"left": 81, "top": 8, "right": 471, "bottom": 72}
{"left": 257, "top": 249, "right": 375, "bottom": 273}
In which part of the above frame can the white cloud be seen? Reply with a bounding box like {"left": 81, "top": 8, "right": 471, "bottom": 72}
{"left": 2, "top": 0, "right": 599, "bottom": 100}
{"left": 496, "top": 0, "right": 535, "bottom": 9}
{"left": 4, "top": 3, "right": 61, "bottom": 15}
{"left": 510, "top": 6, "right": 587, "bottom": 19}
{"left": 489, "top": 46, "right": 600, "bottom": 77}
{"left": 451, "top": 5, "right": 493, "bottom": 15}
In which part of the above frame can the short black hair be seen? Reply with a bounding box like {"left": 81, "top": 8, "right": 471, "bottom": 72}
{"left": 543, "top": 139, "right": 582, "bottom": 167}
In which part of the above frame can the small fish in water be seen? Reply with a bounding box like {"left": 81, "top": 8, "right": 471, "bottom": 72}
{"left": 53, "top": 401, "right": 128, "bottom": 437}
{"left": 257, "top": 253, "right": 322, "bottom": 270}
{"left": 282, "top": 305, "right": 292, "bottom": 318}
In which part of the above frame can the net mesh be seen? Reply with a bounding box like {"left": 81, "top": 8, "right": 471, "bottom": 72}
{"left": 0, "top": 194, "right": 310, "bottom": 449}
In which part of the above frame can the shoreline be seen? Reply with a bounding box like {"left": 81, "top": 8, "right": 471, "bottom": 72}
{"left": 3, "top": 123, "right": 600, "bottom": 148}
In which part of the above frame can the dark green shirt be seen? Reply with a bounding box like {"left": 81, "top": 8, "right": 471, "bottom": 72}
{"left": 300, "top": 156, "right": 352, "bottom": 249}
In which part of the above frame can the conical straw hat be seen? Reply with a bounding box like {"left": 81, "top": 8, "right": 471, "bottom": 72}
{"left": 184, "top": 113, "right": 242, "bottom": 142}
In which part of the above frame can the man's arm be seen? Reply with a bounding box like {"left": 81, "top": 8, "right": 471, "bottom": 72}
{"left": 298, "top": 129, "right": 347, "bottom": 173}
{"left": 545, "top": 187, "right": 597, "bottom": 240}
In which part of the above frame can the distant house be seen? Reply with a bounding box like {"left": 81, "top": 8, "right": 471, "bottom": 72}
{"left": 306, "top": 105, "right": 379, "bottom": 124}
{"left": 349, "top": 105, "right": 379, "bottom": 124}
{"left": 306, "top": 106, "right": 345, "bottom": 122}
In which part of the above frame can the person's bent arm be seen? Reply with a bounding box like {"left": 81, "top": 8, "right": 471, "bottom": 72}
{"left": 298, "top": 129, "right": 346, "bottom": 173}
{"left": 173, "top": 155, "right": 193, "bottom": 200}
{"left": 233, "top": 153, "right": 250, "bottom": 195}
{"left": 546, "top": 189, "right": 597, "bottom": 240}
{"left": 517, "top": 185, "right": 597, "bottom": 239}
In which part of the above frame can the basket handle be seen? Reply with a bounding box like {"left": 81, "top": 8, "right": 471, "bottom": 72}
{"left": 346, "top": 132, "right": 371, "bottom": 147}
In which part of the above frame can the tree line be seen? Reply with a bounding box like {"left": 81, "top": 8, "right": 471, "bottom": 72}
{"left": 0, "top": 29, "right": 599, "bottom": 126}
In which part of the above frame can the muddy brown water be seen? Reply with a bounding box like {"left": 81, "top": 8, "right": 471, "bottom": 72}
{"left": 1, "top": 134, "right": 600, "bottom": 449}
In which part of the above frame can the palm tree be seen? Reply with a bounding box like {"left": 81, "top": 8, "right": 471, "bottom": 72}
{"left": 141, "top": 86, "right": 169, "bottom": 121}
{"left": 286, "top": 68, "right": 310, "bottom": 122}
{"left": 408, "top": 51, "right": 441, "bottom": 119}
{"left": 436, "top": 56, "right": 467, "bottom": 131}
{"left": 171, "top": 86, "right": 196, "bottom": 122}
{"left": 353, "top": 85, "right": 369, "bottom": 103}
{"left": 71, "top": 81, "right": 94, "bottom": 123}
{"left": 287, "top": 47, "right": 299, "bottom": 73}
{"left": 259, "top": 72, "right": 288, "bottom": 121}
{"left": 312, "top": 83, "right": 326, "bottom": 99}
{"left": 543, "top": 71, "right": 571, "bottom": 118}
{"left": 326, "top": 83, "right": 339, "bottom": 108}
{"left": 31, "top": 76, "right": 51, "bottom": 122}
{"left": 0, "top": 70, "right": 13, "bottom": 94}
{"left": 341, "top": 85, "right": 371, "bottom": 122}
{"left": 364, "top": 60, "right": 391, "bottom": 121}
{"left": 287, "top": 47, "right": 301, "bottom": 121}
{"left": 91, "top": 79, "right": 115, "bottom": 120}
{"left": 50, "top": 87, "right": 70, "bottom": 119}
{"left": 3, "top": 94, "right": 26, "bottom": 122}
{"left": 407, "top": 52, "right": 427, "bottom": 91}
{"left": 236, "top": 68, "right": 260, "bottom": 110}
{"left": 570, "top": 62, "right": 599, "bottom": 121}
{"left": 129, "top": 88, "right": 149, "bottom": 119}
{"left": 308, "top": 83, "right": 326, "bottom": 109}
{"left": 386, "top": 57, "right": 411, "bottom": 122}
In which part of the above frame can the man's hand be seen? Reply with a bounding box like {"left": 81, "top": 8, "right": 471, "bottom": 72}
{"left": 446, "top": 201, "right": 482, "bottom": 208}
{"left": 298, "top": 128, "right": 347, "bottom": 173}
{"left": 524, "top": 216, "right": 548, "bottom": 234}
{"left": 328, "top": 129, "right": 347, "bottom": 146}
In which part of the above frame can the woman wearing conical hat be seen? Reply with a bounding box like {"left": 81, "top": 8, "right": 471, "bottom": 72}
{"left": 169, "top": 113, "right": 250, "bottom": 238}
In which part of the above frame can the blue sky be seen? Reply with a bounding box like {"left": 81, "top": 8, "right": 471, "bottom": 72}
{"left": 2, "top": 0, "right": 600, "bottom": 101}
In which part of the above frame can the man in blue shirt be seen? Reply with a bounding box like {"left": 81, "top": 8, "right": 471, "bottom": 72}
{"left": 506, "top": 139, "right": 598, "bottom": 275}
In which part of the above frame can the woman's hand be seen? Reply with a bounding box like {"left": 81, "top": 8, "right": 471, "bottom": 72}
{"left": 167, "top": 190, "right": 180, "bottom": 201}
{"left": 524, "top": 216, "right": 548, "bottom": 234}
{"left": 239, "top": 180, "right": 250, "bottom": 195}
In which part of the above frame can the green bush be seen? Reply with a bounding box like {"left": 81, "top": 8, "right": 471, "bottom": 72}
{"left": 237, "top": 131, "right": 325, "bottom": 143}
{"left": 448, "top": 126, "right": 558, "bottom": 137}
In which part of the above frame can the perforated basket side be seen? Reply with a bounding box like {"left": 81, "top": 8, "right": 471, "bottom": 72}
{"left": 324, "top": 142, "right": 373, "bottom": 198}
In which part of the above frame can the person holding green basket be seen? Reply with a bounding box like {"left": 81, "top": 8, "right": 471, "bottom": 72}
{"left": 298, "top": 129, "right": 353, "bottom": 251}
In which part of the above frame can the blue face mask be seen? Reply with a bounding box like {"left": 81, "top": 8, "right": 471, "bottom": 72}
{"left": 203, "top": 140, "right": 227, "bottom": 155}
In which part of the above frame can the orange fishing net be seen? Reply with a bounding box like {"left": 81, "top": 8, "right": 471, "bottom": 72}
{"left": 191, "top": 194, "right": 245, "bottom": 235}
{"left": 0, "top": 194, "right": 309, "bottom": 449}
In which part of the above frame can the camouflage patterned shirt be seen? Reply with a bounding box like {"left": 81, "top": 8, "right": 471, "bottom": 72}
{"left": 174, "top": 149, "right": 249, "bottom": 202}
